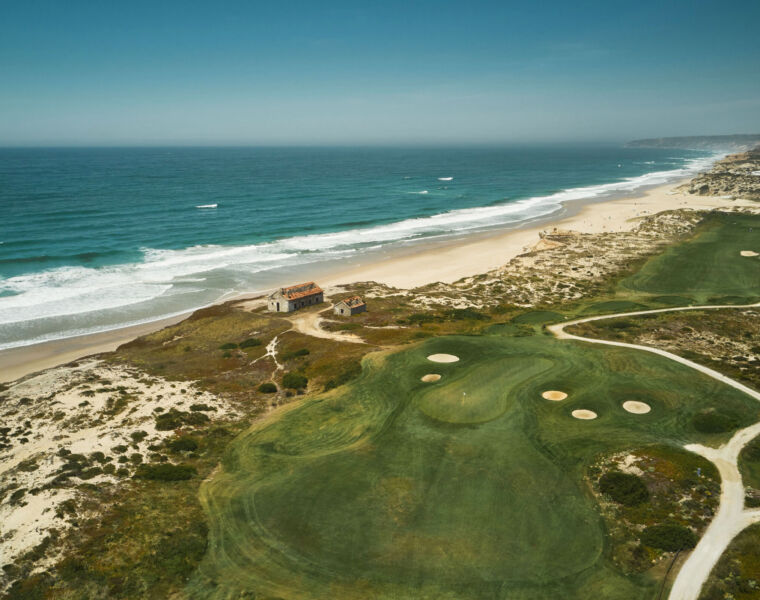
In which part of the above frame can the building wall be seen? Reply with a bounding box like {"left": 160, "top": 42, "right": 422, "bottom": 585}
{"left": 268, "top": 292, "right": 323, "bottom": 312}
{"left": 334, "top": 303, "right": 366, "bottom": 316}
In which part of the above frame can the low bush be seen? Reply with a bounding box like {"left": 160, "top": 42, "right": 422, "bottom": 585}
{"left": 155, "top": 411, "right": 183, "bottom": 431}
{"left": 444, "top": 308, "right": 489, "bottom": 321}
{"left": 599, "top": 471, "right": 650, "bottom": 506}
{"left": 640, "top": 523, "right": 697, "bottom": 551}
{"left": 78, "top": 467, "right": 103, "bottom": 480}
{"left": 692, "top": 411, "right": 740, "bottom": 434}
{"left": 189, "top": 403, "right": 214, "bottom": 412}
{"left": 219, "top": 342, "right": 238, "bottom": 350}
{"left": 239, "top": 338, "right": 262, "bottom": 348}
{"left": 167, "top": 437, "right": 199, "bottom": 452}
{"left": 406, "top": 313, "right": 440, "bottom": 326}
{"left": 282, "top": 372, "right": 308, "bottom": 390}
{"left": 743, "top": 438, "right": 760, "bottom": 462}
{"left": 258, "top": 382, "right": 277, "bottom": 394}
{"left": 134, "top": 463, "right": 197, "bottom": 481}
{"left": 283, "top": 348, "right": 310, "bottom": 360}
{"left": 130, "top": 430, "right": 148, "bottom": 443}
{"left": 155, "top": 409, "right": 209, "bottom": 430}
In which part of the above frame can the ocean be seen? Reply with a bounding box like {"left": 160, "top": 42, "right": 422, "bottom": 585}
{"left": 0, "top": 145, "right": 715, "bottom": 350}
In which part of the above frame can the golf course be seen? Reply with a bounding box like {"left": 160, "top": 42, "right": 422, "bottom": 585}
{"left": 187, "top": 329, "right": 758, "bottom": 599}
{"left": 620, "top": 212, "right": 760, "bottom": 304}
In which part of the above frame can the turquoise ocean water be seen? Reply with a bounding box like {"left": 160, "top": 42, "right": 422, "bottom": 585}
{"left": 0, "top": 145, "right": 715, "bottom": 349}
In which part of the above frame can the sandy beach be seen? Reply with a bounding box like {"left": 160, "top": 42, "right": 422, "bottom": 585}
{"left": 2, "top": 180, "right": 755, "bottom": 384}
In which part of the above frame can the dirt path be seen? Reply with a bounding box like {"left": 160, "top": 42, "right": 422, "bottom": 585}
{"left": 547, "top": 302, "right": 760, "bottom": 600}
{"left": 287, "top": 305, "right": 365, "bottom": 344}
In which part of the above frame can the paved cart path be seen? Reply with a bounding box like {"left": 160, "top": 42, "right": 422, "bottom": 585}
{"left": 547, "top": 302, "right": 760, "bottom": 600}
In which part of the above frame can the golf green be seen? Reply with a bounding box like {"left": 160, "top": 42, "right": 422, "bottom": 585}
{"left": 188, "top": 333, "right": 758, "bottom": 600}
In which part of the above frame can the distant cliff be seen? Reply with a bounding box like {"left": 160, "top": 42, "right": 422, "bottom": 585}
{"left": 626, "top": 134, "right": 760, "bottom": 151}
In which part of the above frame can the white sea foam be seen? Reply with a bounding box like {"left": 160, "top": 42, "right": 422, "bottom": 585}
{"left": 438, "top": 177, "right": 453, "bottom": 181}
{"left": 196, "top": 203, "right": 218, "bottom": 208}
{"left": 0, "top": 153, "right": 718, "bottom": 350}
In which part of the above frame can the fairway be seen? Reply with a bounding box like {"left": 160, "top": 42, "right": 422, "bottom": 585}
{"left": 188, "top": 331, "right": 759, "bottom": 600}
{"left": 620, "top": 213, "right": 760, "bottom": 302}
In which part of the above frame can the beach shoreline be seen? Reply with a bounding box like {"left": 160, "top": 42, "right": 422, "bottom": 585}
{"left": 2, "top": 177, "right": 756, "bottom": 383}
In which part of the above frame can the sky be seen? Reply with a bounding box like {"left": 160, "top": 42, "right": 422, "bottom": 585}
{"left": 1, "top": 0, "right": 759, "bottom": 146}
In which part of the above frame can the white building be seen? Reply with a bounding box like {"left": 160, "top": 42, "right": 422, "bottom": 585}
{"left": 333, "top": 296, "right": 366, "bottom": 316}
{"left": 267, "top": 281, "right": 324, "bottom": 313}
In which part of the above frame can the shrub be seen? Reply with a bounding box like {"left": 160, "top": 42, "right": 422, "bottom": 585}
{"left": 599, "top": 472, "right": 650, "bottom": 506}
{"left": 185, "top": 412, "right": 210, "bottom": 426}
{"left": 90, "top": 451, "right": 107, "bottom": 464}
{"left": 78, "top": 467, "right": 102, "bottom": 480}
{"left": 283, "top": 348, "right": 310, "bottom": 360}
{"left": 239, "top": 338, "right": 262, "bottom": 348}
{"left": 258, "top": 382, "right": 277, "bottom": 393}
{"left": 112, "top": 444, "right": 128, "bottom": 454}
{"left": 219, "top": 342, "right": 238, "bottom": 350}
{"left": 692, "top": 411, "right": 740, "bottom": 434}
{"left": 155, "top": 411, "right": 184, "bottom": 431}
{"left": 156, "top": 408, "right": 210, "bottom": 430}
{"left": 406, "top": 313, "right": 439, "bottom": 326}
{"left": 134, "top": 463, "right": 197, "bottom": 481}
{"left": 444, "top": 308, "right": 489, "bottom": 321}
{"left": 640, "top": 523, "right": 697, "bottom": 551}
{"left": 743, "top": 438, "right": 760, "bottom": 462}
{"left": 282, "top": 372, "right": 308, "bottom": 390}
{"left": 190, "top": 403, "right": 214, "bottom": 412}
{"left": 130, "top": 430, "right": 148, "bottom": 443}
{"left": 168, "top": 437, "right": 199, "bottom": 452}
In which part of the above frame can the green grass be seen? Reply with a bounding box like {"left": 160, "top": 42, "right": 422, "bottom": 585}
{"left": 511, "top": 310, "right": 565, "bottom": 324}
{"left": 619, "top": 213, "right": 760, "bottom": 303}
{"left": 581, "top": 300, "right": 650, "bottom": 314}
{"left": 186, "top": 333, "right": 759, "bottom": 600}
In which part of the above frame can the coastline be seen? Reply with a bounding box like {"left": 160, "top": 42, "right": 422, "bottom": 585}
{"left": 2, "top": 178, "right": 756, "bottom": 383}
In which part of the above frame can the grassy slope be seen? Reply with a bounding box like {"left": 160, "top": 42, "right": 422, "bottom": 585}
{"left": 186, "top": 332, "right": 758, "bottom": 600}
{"left": 619, "top": 213, "right": 760, "bottom": 303}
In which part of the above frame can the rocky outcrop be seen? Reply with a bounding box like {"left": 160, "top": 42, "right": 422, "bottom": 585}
{"left": 677, "top": 148, "right": 760, "bottom": 200}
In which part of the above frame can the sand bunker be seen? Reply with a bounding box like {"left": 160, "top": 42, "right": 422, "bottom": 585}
{"left": 571, "top": 409, "right": 597, "bottom": 420}
{"left": 542, "top": 390, "right": 568, "bottom": 401}
{"left": 740, "top": 250, "right": 759, "bottom": 257}
{"left": 623, "top": 401, "right": 651, "bottom": 414}
{"left": 427, "top": 354, "right": 459, "bottom": 363}
{"left": 421, "top": 374, "right": 441, "bottom": 382}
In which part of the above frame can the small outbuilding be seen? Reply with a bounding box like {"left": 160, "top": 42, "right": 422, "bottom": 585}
{"left": 268, "top": 281, "right": 324, "bottom": 313}
{"left": 333, "top": 296, "right": 366, "bottom": 316}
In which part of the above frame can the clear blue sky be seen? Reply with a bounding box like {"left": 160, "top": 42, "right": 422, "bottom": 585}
{"left": 1, "top": 0, "right": 758, "bottom": 145}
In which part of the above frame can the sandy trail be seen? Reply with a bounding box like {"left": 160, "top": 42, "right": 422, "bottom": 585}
{"left": 548, "top": 302, "right": 760, "bottom": 600}
{"left": 286, "top": 306, "right": 365, "bottom": 344}
{"left": 251, "top": 335, "right": 284, "bottom": 372}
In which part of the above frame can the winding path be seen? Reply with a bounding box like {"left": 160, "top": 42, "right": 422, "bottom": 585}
{"left": 547, "top": 302, "right": 760, "bottom": 600}
{"left": 287, "top": 304, "right": 365, "bottom": 344}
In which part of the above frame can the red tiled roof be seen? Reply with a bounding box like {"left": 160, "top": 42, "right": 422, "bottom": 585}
{"left": 337, "top": 295, "right": 365, "bottom": 308}
{"left": 281, "top": 281, "right": 323, "bottom": 300}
